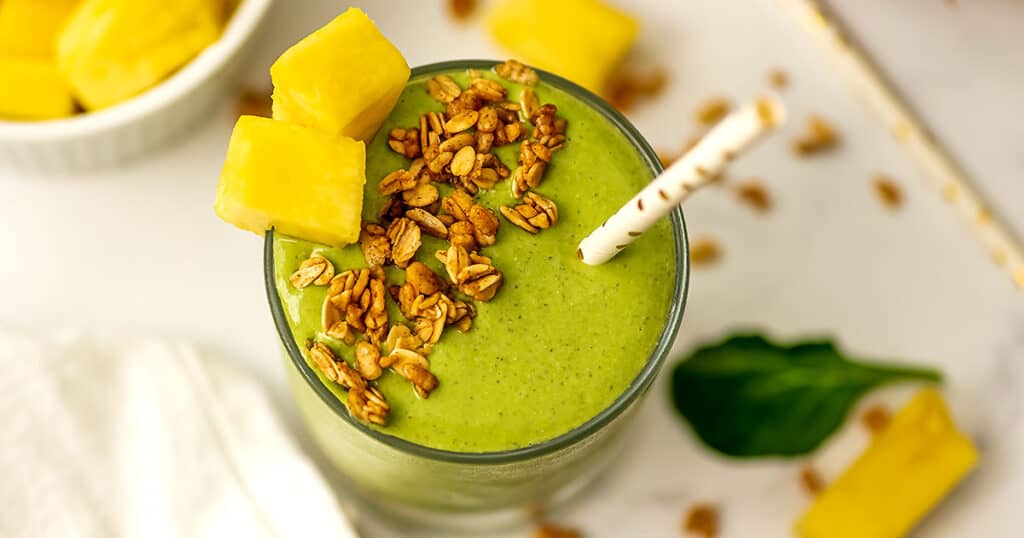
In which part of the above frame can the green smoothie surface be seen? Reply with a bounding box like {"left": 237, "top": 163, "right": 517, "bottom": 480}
{"left": 273, "top": 67, "right": 677, "bottom": 452}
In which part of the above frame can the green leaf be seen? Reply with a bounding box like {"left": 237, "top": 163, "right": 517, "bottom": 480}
{"left": 670, "top": 333, "right": 942, "bottom": 458}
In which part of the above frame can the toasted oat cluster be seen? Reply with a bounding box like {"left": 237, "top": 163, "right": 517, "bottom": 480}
{"left": 800, "top": 465, "right": 826, "bottom": 496}
{"left": 694, "top": 97, "right": 732, "bottom": 127}
{"left": 689, "top": 237, "right": 722, "bottom": 267}
{"left": 683, "top": 503, "right": 719, "bottom": 538}
{"left": 872, "top": 174, "right": 904, "bottom": 210}
{"left": 288, "top": 61, "right": 571, "bottom": 426}
{"left": 792, "top": 115, "right": 840, "bottom": 156}
{"left": 531, "top": 523, "right": 582, "bottom": 538}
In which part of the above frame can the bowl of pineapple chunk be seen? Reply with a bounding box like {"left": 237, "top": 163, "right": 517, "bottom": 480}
{"left": 0, "top": 0, "right": 272, "bottom": 171}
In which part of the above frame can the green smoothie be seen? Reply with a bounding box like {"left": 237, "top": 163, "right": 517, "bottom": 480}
{"left": 273, "top": 66, "right": 677, "bottom": 455}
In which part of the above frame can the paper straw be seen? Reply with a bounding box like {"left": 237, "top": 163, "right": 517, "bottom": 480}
{"left": 777, "top": 0, "right": 1024, "bottom": 291}
{"left": 577, "top": 96, "right": 785, "bottom": 265}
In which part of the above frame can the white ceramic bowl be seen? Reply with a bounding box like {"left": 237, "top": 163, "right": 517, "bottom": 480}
{"left": 0, "top": 0, "right": 273, "bottom": 172}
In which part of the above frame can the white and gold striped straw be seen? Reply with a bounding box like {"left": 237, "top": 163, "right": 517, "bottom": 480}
{"left": 577, "top": 96, "right": 785, "bottom": 265}
{"left": 777, "top": 0, "right": 1024, "bottom": 290}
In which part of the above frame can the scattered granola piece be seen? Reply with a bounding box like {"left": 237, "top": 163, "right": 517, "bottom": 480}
{"left": 387, "top": 127, "right": 421, "bottom": 158}
{"left": 501, "top": 191, "right": 558, "bottom": 233}
{"left": 520, "top": 87, "right": 540, "bottom": 120}
{"left": 768, "top": 68, "right": 789, "bottom": 90}
{"left": 695, "top": 97, "right": 732, "bottom": 126}
{"left": 495, "top": 59, "right": 539, "bottom": 86}
{"left": 607, "top": 68, "right": 668, "bottom": 112}
{"left": 379, "top": 169, "right": 417, "bottom": 196}
{"left": 406, "top": 208, "right": 449, "bottom": 239}
{"left": 324, "top": 267, "right": 390, "bottom": 345}
{"left": 236, "top": 88, "right": 272, "bottom": 117}
{"left": 447, "top": 0, "right": 477, "bottom": 21}
{"left": 406, "top": 262, "right": 445, "bottom": 295}
{"left": 684, "top": 503, "right": 719, "bottom": 538}
{"left": 383, "top": 329, "right": 439, "bottom": 398}
{"left": 689, "top": 237, "right": 721, "bottom": 266}
{"left": 360, "top": 223, "right": 391, "bottom": 267}
{"left": 290, "top": 255, "right": 333, "bottom": 288}
{"left": 354, "top": 340, "right": 383, "bottom": 380}
{"left": 427, "top": 74, "right": 462, "bottom": 103}
{"left": 792, "top": 115, "right": 839, "bottom": 156}
{"left": 531, "top": 523, "right": 581, "bottom": 538}
{"left": 387, "top": 217, "right": 422, "bottom": 268}
{"left": 872, "top": 174, "right": 904, "bottom": 210}
{"left": 450, "top": 145, "right": 477, "bottom": 176}
{"left": 469, "top": 77, "right": 508, "bottom": 103}
{"left": 307, "top": 341, "right": 389, "bottom": 425}
{"left": 861, "top": 404, "right": 891, "bottom": 435}
{"left": 735, "top": 180, "right": 773, "bottom": 213}
{"left": 347, "top": 384, "right": 390, "bottom": 425}
{"left": 800, "top": 465, "right": 826, "bottom": 496}
{"left": 468, "top": 204, "right": 500, "bottom": 246}
{"left": 457, "top": 261, "right": 503, "bottom": 302}
{"left": 441, "top": 190, "right": 474, "bottom": 221}
{"left": 449, "top": 220, "right": 478, "bottom": 251}
{"left": 402, "top": 183, "right": 440, "bottom": 208}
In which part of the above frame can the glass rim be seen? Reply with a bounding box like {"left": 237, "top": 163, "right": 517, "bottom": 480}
{"left": 264, "top": 59, "right": 690, "bottom": 465}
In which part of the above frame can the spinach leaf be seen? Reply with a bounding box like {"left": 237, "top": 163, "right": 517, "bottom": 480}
{"left": 670, "top": 334, "right": 942, "bottom": 457}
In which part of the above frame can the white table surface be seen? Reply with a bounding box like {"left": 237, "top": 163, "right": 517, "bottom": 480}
{"left": 2, "top": 1, "right": 1022, "bottom": 536}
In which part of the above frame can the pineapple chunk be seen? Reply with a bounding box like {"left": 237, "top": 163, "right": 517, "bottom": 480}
{"left": 0, "top": 59, "right": 75, "bottom": 120}
{"left": 270, "top": 8, "right": 410, "bottom": 141}
{"left": 796, "top": 389, "right": 978, "bottom": 538}
{"left": 57, "top": 0, "right": 222, "bottom": 111}
{"left": 215, "top": 116, "right": 366, "bottom": 247}
{"left": 487, "top": 0, "right": 638, "bottom": 94}
{"left": 0, "top": 0, "right": 80, "bottom": 60}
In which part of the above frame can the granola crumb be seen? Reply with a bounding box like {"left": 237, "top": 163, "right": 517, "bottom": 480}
{"left": 607, "top": 67, "right": 669, "bottom": 112}
{"left": 683, "top": 503, "right": 719, "bottom": 538}
{"left": 792, "top": 115, "right": 839, "bottom": 156}
{"left": 735, "top": 180, "right": 772, "bottom": 213}
{"left": 237, "top": 88, "right": 272, "bottom": 117}
{"left": 689, "top": 237, "right": 721, "bottom": 266}
{"left": 861, "top": 404, "right": 891, "bottom": 435}
{"left": 695, "top": 97, "right": 732, "bottom": 127}
{"left": 290, "top": 255, "right": 334, "bottom": 288}
{"left": 447, "top": 0, "right": 477, "bottom": 21}
{"left": 800, "top": 465, "right": 826, "bottom": 496}
{"left": 496, "top": 59, "right": 539, "bottom": 86}
{"left": 872, "top": 175, "right": 904, "bottom": 209}
{"left": 531, "top": 523, "right": 581, "bottom": 538}
{"left": 768, "top": 68, "right": 789, "bottom": 90}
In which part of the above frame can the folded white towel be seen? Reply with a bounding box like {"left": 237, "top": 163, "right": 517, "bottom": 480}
{"left": 0, "top": 330, "right": 357, "bottom": 538}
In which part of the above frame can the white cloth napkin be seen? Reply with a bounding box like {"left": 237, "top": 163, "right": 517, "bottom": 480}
{"left": 0, "top": 330, "right": 358, "bottom": 538}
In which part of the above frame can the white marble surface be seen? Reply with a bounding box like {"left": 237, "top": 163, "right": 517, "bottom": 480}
{"left": 2, "top": 1, "right": 1023, "bottom": 536}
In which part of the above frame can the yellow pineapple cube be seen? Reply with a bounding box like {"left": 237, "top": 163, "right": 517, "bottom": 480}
{"left": 487, "top": 0, "right": 638, "bottom": 94}
{"left": 270, "top": 8, "right": 410, "bottom": 141}
{"left": 215, "top": 116, "right": 366, "bottom": 247}
{"left": 0, "top": 0, "right": 80, "bottom": 60}
{"left": 796, "top": 389, "right": 978, "bottom": 538}
{"left": 56, "top": 0, "right": 223, "bottom": 111}
{"left": 0, "top": 59, "right": 75, "bottom": 120}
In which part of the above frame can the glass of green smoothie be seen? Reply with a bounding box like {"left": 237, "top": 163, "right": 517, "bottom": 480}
{"left": 266, "top": 60, "right": 688, "bottom": 529}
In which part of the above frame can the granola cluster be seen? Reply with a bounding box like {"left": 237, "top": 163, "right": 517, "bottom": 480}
{"left": 288, "top": 61, "right": 570, "bottom": 426}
